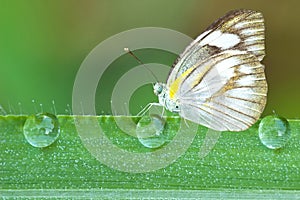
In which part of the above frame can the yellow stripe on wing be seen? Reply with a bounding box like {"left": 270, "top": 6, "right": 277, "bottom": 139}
{"left": 169, "top": 67, "right": 195, "bottom": 99}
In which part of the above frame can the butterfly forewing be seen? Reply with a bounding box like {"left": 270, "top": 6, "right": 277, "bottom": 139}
{"left": 202, "top": 9, "right": 265, "bottom": 60}
{"left": 167, "top": 9, "right": 265, "bottom": 87}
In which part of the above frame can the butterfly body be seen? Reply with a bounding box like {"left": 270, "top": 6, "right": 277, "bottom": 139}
{"left": 154, "top": 82, "right": 180, "bottom": 113}
{"left": 153, "top": 9, "right": 267, "bottom": 132}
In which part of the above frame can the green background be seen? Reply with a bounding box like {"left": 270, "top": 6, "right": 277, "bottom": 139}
{"left": 0, "top": 0, "right": 299, "bottom": 118}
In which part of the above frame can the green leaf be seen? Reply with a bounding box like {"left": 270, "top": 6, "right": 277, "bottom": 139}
{"left": 0, "top": 115, "right": 299, "bottom": 199}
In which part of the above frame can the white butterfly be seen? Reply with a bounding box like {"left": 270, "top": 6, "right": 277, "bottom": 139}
{"left": 154, "top": 9, "right": 267, "bottom": 131}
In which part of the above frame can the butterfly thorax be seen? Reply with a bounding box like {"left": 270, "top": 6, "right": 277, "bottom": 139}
{"left": 153, "top": 82, "right": 180, "bottom": 113}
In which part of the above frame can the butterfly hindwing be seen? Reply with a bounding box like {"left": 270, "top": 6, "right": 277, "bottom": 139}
{"left": 177, "top": 50, "right": 267, "bottom": 131}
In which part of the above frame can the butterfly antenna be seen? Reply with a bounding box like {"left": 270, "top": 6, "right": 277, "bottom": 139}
{"left": 124, "top": 47, "right": 159, "bottom": 82}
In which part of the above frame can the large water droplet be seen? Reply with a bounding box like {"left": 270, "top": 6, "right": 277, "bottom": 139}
{"left": 136, "top": 114, "right": 166, "bottom": 148}
{"left": 23, "top": 113, "right": 60, "bottom": 148}
{"left": 258, "top": 115, "right": 291, "bottom": 150}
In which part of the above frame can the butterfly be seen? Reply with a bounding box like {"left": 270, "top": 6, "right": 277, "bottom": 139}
{"left": 153, "top": 9, "right": 268, "bottom": 131}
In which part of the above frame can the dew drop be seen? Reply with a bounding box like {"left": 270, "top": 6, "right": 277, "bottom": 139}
{"left": 39, "top": 103, "right": 43, "bottom": 112}
{"left": 258, "top": 115, "right": 291, "bottom": 150}
{"left": 23, "top": 113, "right": 60, "bottom": 148}
{"left": 8, "top": 101, "right": 16, "bottom": 114}
{"left": 136, "top": 114, "right": 166, "bottom": 148}
{"left": 66, "top": 104, "right": 72, "bottom": 115}
{"left": 0, "top": 105, "right": 7, "bottom": 115}
{"left": 52, "top": 100, "right": 57, "bottom": 115}
{"left": 32, "top": 99, "right": 38, "bottom": 113}
{"left": 18, "top": 102, "right": 22, "bottom": 115}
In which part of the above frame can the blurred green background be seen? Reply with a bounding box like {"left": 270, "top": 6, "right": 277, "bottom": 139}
{"left": 0, "top": 0, "right": 299, "bottom": 118}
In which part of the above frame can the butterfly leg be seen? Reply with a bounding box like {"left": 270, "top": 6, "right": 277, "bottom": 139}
{"left": 137, "top": 103, "right": 162, "bottom": 117}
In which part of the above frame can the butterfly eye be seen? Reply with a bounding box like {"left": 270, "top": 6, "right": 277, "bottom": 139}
{"left": 153, "top": 83, "right": 163, "bottom": 95}
{"left": 157, "top": 86, "right": 162, "bottom": 94}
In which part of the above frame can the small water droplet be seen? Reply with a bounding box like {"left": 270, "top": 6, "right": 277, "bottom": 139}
{"left": 40, "top": 103, "right": 43, "bottom": 112}
{"left": 258, "top": 115, "right": 291, "bottom": 150}
{"left": 52, "top": 100, "right": 57, "bottom": 115}
{"left": 32, "top": 99, "right": 38, "bottom": 113}
{"left": 18, "top": 102, "right": 22, "bottom": 115}
{"left": 8, "top": 101, "right": 16, "bottom": 114}
{"left": 136, "top": 114, "right": 166, "bottom": 148}
{"left": 66, "top": 104, "right": 72, "bottom": 115}
{"left": 23, "top": 113, "right": 60, "bottom": 148}
{"left": 0, "top": 105, "right": 7, "bottom": 115}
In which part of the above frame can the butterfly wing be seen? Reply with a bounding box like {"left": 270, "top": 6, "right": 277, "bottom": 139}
{"left": 177, "top": 50, "right": 267, "bottom": 131}
{"left": 167, "top": 9, "right": 265, "bottom": 87}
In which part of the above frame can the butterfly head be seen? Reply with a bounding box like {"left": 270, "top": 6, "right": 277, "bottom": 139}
{"left": 153, "top": 82, "right": 180, "bottom": 113}
{"left": 153, "top": 82, "right": 164, "bottom": 96}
